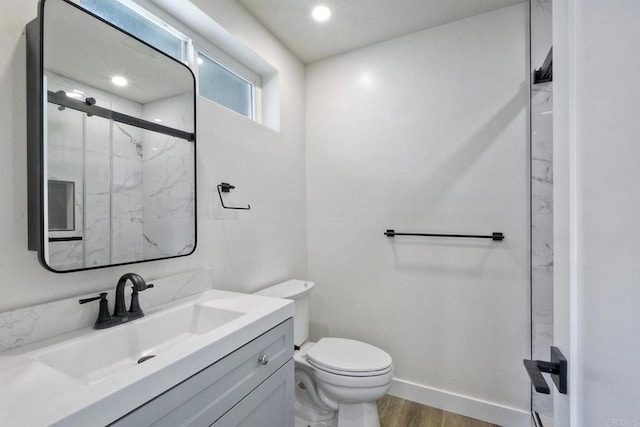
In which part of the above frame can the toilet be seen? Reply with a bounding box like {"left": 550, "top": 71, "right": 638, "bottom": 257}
{"left": 255, "top": 280, "right": 393, "bottom": 427}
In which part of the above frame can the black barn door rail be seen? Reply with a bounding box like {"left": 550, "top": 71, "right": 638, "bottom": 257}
{"left": 384, "top": 229, "right": 504, "bottom": 241}
{"left": 48, "top": 90, "right": 195, "bottom": 141}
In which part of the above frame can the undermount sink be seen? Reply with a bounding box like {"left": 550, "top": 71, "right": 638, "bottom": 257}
{"left": 34, "top": 303, "right": 244, "bottom": 384}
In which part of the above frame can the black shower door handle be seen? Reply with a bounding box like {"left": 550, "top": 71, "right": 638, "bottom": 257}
{"left": 523, "top": 346, "right": 567, "bottom": 394}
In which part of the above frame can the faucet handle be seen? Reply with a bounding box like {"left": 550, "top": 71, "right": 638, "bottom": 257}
{"left": 79, "top": 293, "right": 113, "bottom": 329}
{"left": 79, "top": 292, "right": 108, "bottom": 304}
{"left": 129, "top": 284, "right": 154, "bottom": 315}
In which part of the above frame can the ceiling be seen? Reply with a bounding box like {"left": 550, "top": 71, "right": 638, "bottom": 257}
{"left": 44, "top": 0, "right": 193, "bottom": 105}
{"left": 236, "top": 0, "right": 526, "bottom": 63}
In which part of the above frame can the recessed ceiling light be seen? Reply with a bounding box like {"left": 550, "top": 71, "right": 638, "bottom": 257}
{"left": 153, "top": 118, "right": 163, "bottom": 123}
{"left": 66, "top": 92, "right": 82, "bottom": 99}
{"left": 111, "top": 76, "right": 128, "bottom": 86}
{"left": 312, "top": 5, "right": 332, "bottom": 22}
{"left": 197, "top": 57, "right": 204, "bottom": 65}
{"left": 72, "top": 89, "right": 84, "bottom": 94}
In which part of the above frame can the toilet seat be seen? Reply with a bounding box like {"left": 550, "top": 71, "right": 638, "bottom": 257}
{"left": 306, "top": 338, "right": 392, "bottom": 377}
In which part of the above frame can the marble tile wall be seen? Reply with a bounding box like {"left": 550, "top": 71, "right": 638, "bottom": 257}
{"left": 111, "top": 121, "right": 144, "bottom": 264}
{"left": 45, "top": 73, "right": 146, "bottom": 269}
{"left": 46, "top": 97, "right": 85, "bottom": 270}
{"left": 141, "top": 93, "right": 196, "bottom": 259}
{"left": 46, "top": 85, "right": 193, "bottom": 268}
{"left": 0, "top": 269, "right": 214, "bottom": 354}
{"left": 530, "top": 0, "right": 554, "bottom": 420}
{"left": 84, "top": 113, "right": 112, "bottom": 268}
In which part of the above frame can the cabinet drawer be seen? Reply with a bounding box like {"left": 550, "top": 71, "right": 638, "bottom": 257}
{"left": 112, "top": 318, "right": 293, "bottom": 427}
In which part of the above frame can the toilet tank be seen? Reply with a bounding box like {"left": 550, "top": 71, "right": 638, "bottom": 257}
{"left": 255, "top": 280, "right": 314, "bottom": 347}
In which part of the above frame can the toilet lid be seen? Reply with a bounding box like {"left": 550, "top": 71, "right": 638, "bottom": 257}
{"left": 306, "top": 338, "right": 392, "bottom": 375}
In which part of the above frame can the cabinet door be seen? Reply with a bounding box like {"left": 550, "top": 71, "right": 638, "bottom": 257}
{"left": 212, "top": 359, "right": 294, "bottom": 427}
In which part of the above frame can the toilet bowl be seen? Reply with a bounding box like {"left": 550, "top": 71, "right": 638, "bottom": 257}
{"left": 255, "top": 280, "right": 393, "bottom": 427}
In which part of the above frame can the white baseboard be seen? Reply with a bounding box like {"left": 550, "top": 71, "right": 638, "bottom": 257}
{"left": 388, "top": 378, "right": 530, "bottom": 427}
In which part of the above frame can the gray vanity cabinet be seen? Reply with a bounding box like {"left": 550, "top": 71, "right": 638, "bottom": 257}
{"left": 111, "top": 319, "right": 294, "bottom": 427}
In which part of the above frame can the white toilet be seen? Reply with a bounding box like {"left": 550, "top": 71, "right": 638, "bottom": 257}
{"left": 255, "top": 280, "right": 393, "bottom": 427}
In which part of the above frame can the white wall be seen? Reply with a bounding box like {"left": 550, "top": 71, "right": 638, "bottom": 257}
{"left": 0, "top": 0, "right": 307, "bottom": 312}
{"left": 305, "top": 4, "right": 530, "bottom": 425}
{"left": 554, "top": 0, "right": 640, "bottom": 425}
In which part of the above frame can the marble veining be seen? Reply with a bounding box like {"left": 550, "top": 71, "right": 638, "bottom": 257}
{"left": 532, "top": 157, "right": 553, "bottom": 185}
{"left": 142, "top": 93, "right": 195, "bottom": 258}
{"left": 48, "top": 240, "right": 84, "bottom": 270}
{"left": 113, "top": 122, "right": 143, "bottom": 159}
{"left": 532, "top": 196, "right": 553, "bottom": 214}
{"left": 0, "top": 269, "right": 215, "bottom": 354}
{"left": 0, "top": 306, "right": 46, "bottom": 351}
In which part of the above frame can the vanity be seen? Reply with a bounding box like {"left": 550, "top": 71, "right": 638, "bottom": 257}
{"left": 0, "top": 287, "right": 294, "bottom": 426}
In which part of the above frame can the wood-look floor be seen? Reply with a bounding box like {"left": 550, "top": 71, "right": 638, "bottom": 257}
{"left": 377, "top": 395, "right": 498, "bottom": 427}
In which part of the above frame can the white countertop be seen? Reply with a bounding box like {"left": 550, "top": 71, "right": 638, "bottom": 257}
{"left": 0, "top": 289, "right": 293, "bottom": 426}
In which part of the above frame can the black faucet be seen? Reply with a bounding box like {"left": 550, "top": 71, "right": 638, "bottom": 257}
{"left": 113, "top": 273, "right": 154, "bottom": 319}
{"left": 79, "top": 273, "right": 154, "bottom": 329}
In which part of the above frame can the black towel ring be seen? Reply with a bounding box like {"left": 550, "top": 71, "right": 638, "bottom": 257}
{"left": 217, "top": 182, "right": 250, "bottom": 210}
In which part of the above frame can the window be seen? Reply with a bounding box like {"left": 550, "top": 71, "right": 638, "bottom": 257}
{"left": 80, "top": 0, "right": 185, "bottom": 61}
{"left": 79, "top": 0, "right": 260, "bottom": 121}
{"left": 197, "top": 52, "right": 254, "bottom": 119}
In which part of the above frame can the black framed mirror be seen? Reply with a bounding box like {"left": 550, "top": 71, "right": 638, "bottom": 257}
{"left": 26, "top": 0, "right": 196, "bottom": 272}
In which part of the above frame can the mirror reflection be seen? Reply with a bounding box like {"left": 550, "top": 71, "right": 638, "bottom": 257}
{"left": 41, "top": 0, "right": 196, "bottom": 271}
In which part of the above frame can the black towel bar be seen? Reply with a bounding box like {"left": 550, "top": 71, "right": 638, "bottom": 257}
{"left": 48, "top": 236, "right": 83, "bottom": 242}
{"left": 384, "top": 229, "right": 504, "bottom": 241}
